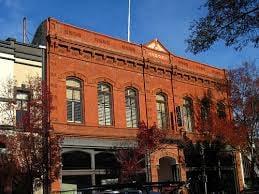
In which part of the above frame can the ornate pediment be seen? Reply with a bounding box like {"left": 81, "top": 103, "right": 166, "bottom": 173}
{"left": 145, "top": 39, "right": 169, "bottom": 53}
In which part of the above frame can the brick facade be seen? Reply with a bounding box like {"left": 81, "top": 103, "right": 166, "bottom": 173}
{"left": 32, "top": 18, "right": 244, "bottom": 193}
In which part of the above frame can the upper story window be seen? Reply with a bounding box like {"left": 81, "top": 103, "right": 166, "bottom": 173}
{"left": 201, "top": 98, "right": 210, "bottom": 121}
{"left": 125, "top": 88, "right": 139, "bottom": 128}
{"left": 156, "top": 93, "right": 168, "bottom": 129}
{"left": 66, "top": 78, "right": 82, "bottom": 123}
{"left": 217, "top": 101, "right": 226, "bottom": 119}
{"left": 98, "top": 82, "right": 113, "bottom": 126}
{"left": 15, "top": 89, "right": 30, "bottom": 127}
{"left": 176, "top": 106, "right": 183, "bottom": 127}
{"left": 183, "top": 97, "right": 194, "bottom": 132}
{"left": 16, "top": 90, "right": 29, "bottom": 111}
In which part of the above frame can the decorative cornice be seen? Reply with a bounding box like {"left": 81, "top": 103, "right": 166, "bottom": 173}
{"left": 48, "top": 36, "right": 226, "bottom": 89}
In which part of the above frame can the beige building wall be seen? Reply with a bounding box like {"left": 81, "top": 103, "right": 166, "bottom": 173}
{"left": 0, "top": 39, "right": 44, "bottom": 127}
{"left": 14, "top": 60, "right": 42, "bottom": 85}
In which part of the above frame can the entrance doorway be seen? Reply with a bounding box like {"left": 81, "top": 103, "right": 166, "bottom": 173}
{"left": 158, "top": 156, "right": 180, "bottom": 182}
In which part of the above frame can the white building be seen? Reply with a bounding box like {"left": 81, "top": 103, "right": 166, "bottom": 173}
{"left": 0, "top": 38, "right": 44, "bottom": 128}
{"left": 0, "top": 38, "right": 44, "bottom": 194}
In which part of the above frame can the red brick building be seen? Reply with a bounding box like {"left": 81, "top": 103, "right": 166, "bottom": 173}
{"left": 33, "top": 18, "right": 244, "bottom": 193}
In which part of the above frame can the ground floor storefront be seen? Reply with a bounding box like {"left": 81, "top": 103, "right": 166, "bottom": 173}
{"left": 51, "top": 137, "right": 245, "bottom": 194}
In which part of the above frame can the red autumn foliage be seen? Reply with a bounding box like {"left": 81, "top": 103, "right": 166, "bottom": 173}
{"left": 136, "top": 121, "right": 166, "bottom": 153}
{"left": 190, "top": 88, "right": 248, "bottom": 151}
{"left": 210, "top": 117, "right": 248, "bottom": 150}
{"left": 189, "top": 62, "right": 258, "bottom": 164}
{"left": 0, "top": 76, "right": 61, "bottom": 194}
{"left": 116, "top": 148, "right": 144, "bottom": 182}
{"left": 116, "top": 121, "right": 166, "bottom": 182}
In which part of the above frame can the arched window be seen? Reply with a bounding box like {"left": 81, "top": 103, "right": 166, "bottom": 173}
{"left": 95, "top": 152, "right": 120, "bottom": 169}
{"left": 183, "top": 97, "right": 194, "bottom": 132}
{"left": 201, "top": 98, "right": 210, "bottom": 121}
{"left": 156, "top": 93, "right": 168, "bottom": 129}
{"left": 217, "top": 101, "right": 226, "bottom": 119}
{"left": 125, "top": 88, "right": 139, "bottom": 128}
{"left": 98, "top": 82, "right": 113, "bottom": 126}
{"left": 66, "top": 78, "right": 82, "bottom": 123}
{"left": 62, "top": 151, "right": 91, "bottom": 170}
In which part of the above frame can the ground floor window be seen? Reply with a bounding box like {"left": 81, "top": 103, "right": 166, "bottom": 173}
{"left": 61, "top": 150, "right": 120, "bottom": 192}
{"left": 62, "top": 175, "right": 92, "bottom": 193}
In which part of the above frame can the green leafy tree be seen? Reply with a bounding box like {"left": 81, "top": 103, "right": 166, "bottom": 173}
{"left": 186, "top": 0, "right": 259, "bottom": 54}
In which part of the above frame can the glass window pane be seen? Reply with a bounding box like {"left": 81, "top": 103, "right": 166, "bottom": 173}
{"left": 201, "top": 99, "right": 210, "bottom": 120}
{"left": 16, "top": 110, "right": 26, "bottom": 127}
{"left": 66, "top": 79, "right": 81, "bottom": 88}
{"left": 105, "top": 106, "right": 111, "bottom": 125}
{"left": 66, "top": 89, "right": 73, "bottom": 100}
{"left": 98, "top": 94, "right": 104, "bottom": 125}
{"left": 104, "top": 94, "right": 110, "bottom": 105}
{"left": 157, "top": 112, "right": 162, "bottom": 129}
{"left": 162, "top": 113, "right": 167, "bottom": 128}
{"left": 98, "top": 83, "right": 110, "bottom": 92}
{"left": 128, "top": 89, "right": 136, "bottom": 96}
{"left": 126, "top": 97, "right": 131, "bottom": 107}
{"left": 161, "top": 103, "right": 165, "bottom": 112}
{"left": 156, "top": 93, "right": 167, "bottom": 129}
{"left": 16, "top": 93, "right": 29, "bottom": 100}
{"left": 125, "top": 88, "right": 139, "bottom": 128}
{"left": 176, "top": 106, "right": 183, "bottom": 127}
{"left": 66, "top": 78, "right": 83, "bottom": 123}
{"left": 67, "top": 101, "right": 73, "bottom": 122}
{"left": 73, "top": 90, "right": 81, "bottom": 101}
{"left": 126, "top": 109, "right": 132, "bottom": 127}
{"left": 156, "top": 102, "right": 160, "bottom": 111}
{"left": 184, "top": 98, "right": 193, "bottom": 132}
{"left": 16, "top": 101, "right": 22, "bottom": 110}
{"left": 156, "top": 94, "right": 165, "bottom": 101}
{"left": 98, "top": 83, "right": 112, "bottom": 126}
{"left": 132, "top": 120, "right": 137, "bottom": 128}
{"left": 74, "top": 102, "right": 82, "bottom": 122}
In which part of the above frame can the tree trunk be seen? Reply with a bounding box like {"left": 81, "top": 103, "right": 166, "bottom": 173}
{"left": 26, "top": 174, "right": 34, "bottom": 194}
{"left": 30, "top": 178, "right": 34, "bottom": 194}
{"left": 251, "top": 156, "right": 256, "bottom": 188}
{"left": 3, "top": 176, "right": 12, "bottom": 194}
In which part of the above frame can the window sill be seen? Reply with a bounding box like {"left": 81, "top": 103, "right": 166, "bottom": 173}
{"left": 126, "top": 127, "right": 139, "bottom": 129}
{"left": 98, "top": 125, "right": 115, "bottom": 128}
{"left": 67, "top": 122, "right": 85, "bottom": 126}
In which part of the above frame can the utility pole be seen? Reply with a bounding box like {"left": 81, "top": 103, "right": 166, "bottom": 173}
{"left": 43, "top": 121, "right": 50, "bottom": 194}
{"left": 200, "top": 144, "right": 207, "bottom": 194}
{"left": 250, "top": 97, "right": 258, "bottom": 187}
{"left": 23, "top": 17, "right": 26, "bottom": 43}
{"left": 43, "top": 50, "right": 50, "bottom": 194}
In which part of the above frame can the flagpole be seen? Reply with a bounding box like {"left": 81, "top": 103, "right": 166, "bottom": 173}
{"left": 127, "top": 0, "right": 131, "bottom": 42}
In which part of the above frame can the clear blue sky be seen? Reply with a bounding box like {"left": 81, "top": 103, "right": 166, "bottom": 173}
{"left": 0, "top": 0, "right": 258, "bottom": 69}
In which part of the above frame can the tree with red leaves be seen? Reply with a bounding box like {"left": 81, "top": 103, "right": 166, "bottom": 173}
{"left": 191, "top": 89, "right": 248, "bottom": 149}
{"left": 0, "top": 76, "right": 61, "bottom": 194}
{"left": 189, "top": 61, "right": 258, "bottom": 187}
{"left": 227, "top": 61, "right": 259, "bottom": 186}
{"left": 116, "top": 121, "right": 166, "bottom": 183}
